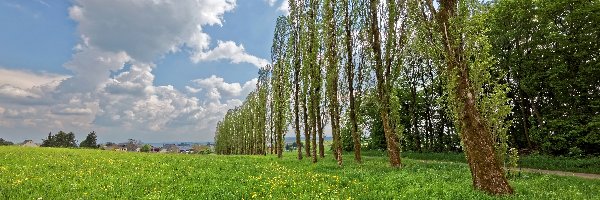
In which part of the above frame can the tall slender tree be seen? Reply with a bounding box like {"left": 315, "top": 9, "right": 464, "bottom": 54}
{"left": 272, "top": 16, "right": 292, "bottom": 158}
{"left": 342, "top": 0, "right": 362, "bottom": 163}
{"left": 307, "top": 0, "right": 321, "bottom": 162}
{"left": 289, "top": 0, "right": 303, "bottom": 160}
{"left": 324, "top": 0, "right": 343, "bottom": 165}
{"left": 367, "top": 0, "right": 403, "bottom": 168}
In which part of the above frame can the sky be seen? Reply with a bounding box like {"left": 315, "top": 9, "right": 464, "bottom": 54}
{"left": 0, "top": 0, "right": 291, "bottom": 143}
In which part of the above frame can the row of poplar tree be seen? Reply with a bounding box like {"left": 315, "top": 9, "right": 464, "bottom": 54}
{"left": 215, "top": 0, "right": 599, "bottom": 195}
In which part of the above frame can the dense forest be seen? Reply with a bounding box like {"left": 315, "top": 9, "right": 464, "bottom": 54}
{"left": 214, "top": 0, "right": 599, "bottom": 195}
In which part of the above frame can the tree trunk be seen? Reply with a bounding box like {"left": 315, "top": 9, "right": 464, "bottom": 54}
{"left": 431, "top": 0, "right": 513, "bottom": 195}
{"left": 294, "top": 67, "right": 302, "bottom": 160}
{"left": 325, "top": 0, "right": 342, "bottom": 166}
{"left": 344, "top": 0, "right": 361, "bottom": 163}
{"left": 369, "top": 0, "right": 402, "bottom": 168}
{"left": 311, "top": 93, "right": 318, "bottom": 163}
{"left": 317, "top": 104, "right": 325, "bottom": 158}
{"left": 411, "top": 81, "right": 422, "bottom": 152}
{"left": 303, "top": 91, "right": 311, "bottom": 157}
{"left": 456, "top": 61, "right": 513, "bottom": 195}
{"left": 270, "top": 102, "right": 274, "bottom": 155}
{"left": 517, "top": 88, "right": 533, "bottom": 149}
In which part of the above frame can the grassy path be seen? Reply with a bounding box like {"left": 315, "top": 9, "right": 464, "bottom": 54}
{"left": 508, "top": 168, "right": 600, "bottom": 180}
{"left": 386, "top": 151, "right": 600, "bottom": 174}
{"left": 371, "top": 155, "right": 600, "bottom": 180}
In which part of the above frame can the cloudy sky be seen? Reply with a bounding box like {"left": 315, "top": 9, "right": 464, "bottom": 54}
{"left": 0, "top": 0, "right": 290, "bottom": 143}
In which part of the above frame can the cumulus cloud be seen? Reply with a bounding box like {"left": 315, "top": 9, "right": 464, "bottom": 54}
{"left": 93, "top": 64, "right": 251, "bottom": 136}
{"left": 68, "top": 0, "right": 266, "bottom": 68}
{"left": 0, "top": 0, "right": 266, "bottom": 142}
{"left": 0, "top": 67, "right": 69, "bottom": 89}
{"left": 59, "top": 48, "right": 132, "bottom": 92}
{"left": 68, "top": 0, "right": 236, "bottom": 62}
{"left": 191, "top": 40, "right": 270, "bottom": 68}
{"left": 52, "top": 107, "right": 93, "bottom": 116}
{"left": 278, "top": 0, "right": 290, "bottom": 15}
{"left": 0, "top": 67, "right": 67, "bottom": 105}
{"left": 0, "top": 85, "right": 41, "bottom": 99}
{"left": 189, "top": 75, "right": 257, "bottom": 101}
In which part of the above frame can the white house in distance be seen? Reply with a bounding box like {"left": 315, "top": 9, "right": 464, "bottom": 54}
{"left": 20, "top": 140, "right": 39, "bottom": 147}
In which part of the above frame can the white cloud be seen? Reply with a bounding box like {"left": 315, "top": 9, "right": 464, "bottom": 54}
{"left": 67, "top": 0, "right": 267, "bottom": 68}
{"left": 0, "top": 85, "right": 41, "bottom": 99}
{"left": 59, "top": 48, "right": 132, "bottom": 92}
{"left": 185, "top": 86, "right": 203, "bottom": 94}
{"left": 0, "top": 0, "right": 267, "bottom": 142}
{"left": 266, "top": 0, "right": 278, "bottom": 6}
{"left": 0, "top": 67, "right": 69, "bottom": 89}
{"left": 278, "top": 0, "right": 290, "bottom": 15}
{"left": 190, "top": 75, "right": 257, "bottom": 101}
{"left": 191, "top": 41, "right": 270, "bottom": 68}
{"left": 52, "top": 107, "right": 93, "bottom": 115}
{"left": 68, "top": 0, "right": 236, "bottom": 62}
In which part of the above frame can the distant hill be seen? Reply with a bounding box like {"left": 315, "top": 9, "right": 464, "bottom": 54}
{"left": 145, "top": 141, "right": 213, "bottom": 147}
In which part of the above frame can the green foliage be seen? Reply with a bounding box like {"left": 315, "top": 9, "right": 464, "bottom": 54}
{"left": 215, "top": 67, "right": 270, "bottom": 155}
{"left": 341, "top": 121, "right": 354, "bottom": 151}
{"left": 191, "top": 144, "right": 213, "bottom": 155}
{"left": 41, "top": 131, "right": 77, "bottom": 148}
{"left": 1, "top": 146, "right": 599, "bottom": 199}
{"left": 140, "top": 144, "right": 151, "bottom": 153}
{"left": 360, "top": 90, "right": 386, "bottom": 150}
{"left": 0, "top": 138, "right": 13, "bottom": 146}
{"left": 79, "top": 131, "right": 98, "bottom": 149}
{"left": 488, "top": 0, "right": 600, "bottom": 156}
{"left": 507, "top": 148, "right": 520, "bottom": 177}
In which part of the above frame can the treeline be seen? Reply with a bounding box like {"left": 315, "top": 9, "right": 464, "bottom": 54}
{"left": 42, "top": 131, "right": 99, "bottom": 148}
{"left": 214, "top": 0, "right": 598, "bottom": 195}
{"left": 214, "top": 68, "right": 270, "bottom": 155}
{"left": 0, "top": 138, "right": 14, "bottom": 146}
{"left": 0, "top": 131, "right": 99, "bottom": 148}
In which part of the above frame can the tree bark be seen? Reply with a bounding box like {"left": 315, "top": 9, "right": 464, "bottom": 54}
{"left": 292, "top": 0, "right": 303, "bottom": 160}
{"left": 303, "top": 90, "right": 311, "bottom": 157}
{"left": 410, "top": 78, "right": 422, "bottom": 152}
{"left": 325, "top": 0, "right": 342, "bottom": 166}
{"left": 308, "top": 0, "right": 319, "bottom": 163}
{"left": 344, "top": 0, "right": 362, "bottom": 163}
{"left": 429, "top": 0, "right": 513, "bottom": 195}
{"left": 318, "top": 104, "right": 325, "bottom": 158}
{"left": 369, "top": 0, "right": 402, "bottom": 168}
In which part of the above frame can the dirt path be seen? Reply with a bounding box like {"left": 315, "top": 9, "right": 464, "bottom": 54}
{"left": 506, "top": 167, "right": 600, "bottom": 180}
{"left": 409, "top": 159, "right": 600, "bottom": 180}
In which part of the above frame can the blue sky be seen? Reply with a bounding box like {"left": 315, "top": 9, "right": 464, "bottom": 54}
{"left": 0, "top": 0, "right": 289, "bottom": 143}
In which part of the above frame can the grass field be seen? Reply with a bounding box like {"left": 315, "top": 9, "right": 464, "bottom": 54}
{"left": 1, "top": 146, "right": 598, "bottom": 199}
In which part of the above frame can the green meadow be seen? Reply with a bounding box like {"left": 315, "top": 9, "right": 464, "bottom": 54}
{"left": 1, "top": 146, "right": 598, "bottom": 199}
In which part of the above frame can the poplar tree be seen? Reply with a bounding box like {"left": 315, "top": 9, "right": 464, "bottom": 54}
{"left": 423, "top": 0, "right": 513, "bottom": 195}
{"left": 342, "top": 0, "right": 362, "bottom": 163}
{"left": 367, "top": 0, "right": 403, "bottom": 168}
{"left": 288, "top": 0, "right": 303, "bottom": 160}
{"left": 324, "top": 0, "right": 343, "bottom": 165}
{"left": 272, "top": 16, "right": 292, "bottom": 158}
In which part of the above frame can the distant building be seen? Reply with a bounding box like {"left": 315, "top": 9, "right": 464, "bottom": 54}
{"left": 206, "top": 143, "right": 215, "bottom": 152}
{"left": 163, "top": 144, "right": 179, "bottom": 153}
{"left": 20, "top": 140, "right": 39, "bottom": 147}
{"left": 104, "top": 144, "right": 127, "bottom": 151}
